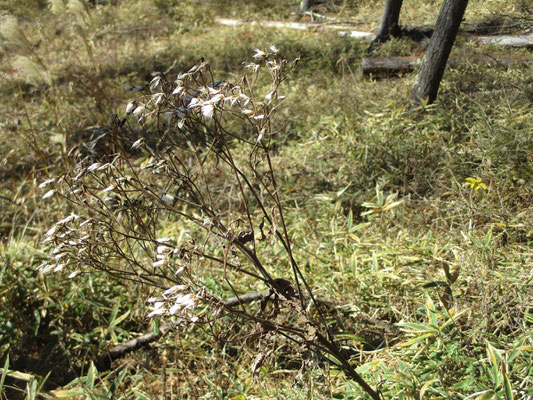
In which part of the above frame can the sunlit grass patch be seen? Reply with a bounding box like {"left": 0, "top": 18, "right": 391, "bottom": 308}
{"left": 0, "top": 0, "right": 531, "bottom": 398}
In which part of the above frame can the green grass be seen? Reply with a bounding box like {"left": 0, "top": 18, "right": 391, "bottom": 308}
{"left": 1, "top": 0, "right": 532, "bottom": 398}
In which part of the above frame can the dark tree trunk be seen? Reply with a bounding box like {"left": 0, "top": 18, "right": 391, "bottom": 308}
{"left": 298, "top": 0, "right": 313, "bottom": 13}
{"left": 373, "top": 0, "right": 404, "bottom": 44}
{"left": 410, "top": 0, "right": 469, "bottom": 104}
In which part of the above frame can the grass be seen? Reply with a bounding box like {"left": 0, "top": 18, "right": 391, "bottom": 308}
{"left": 0, "top": 0, "right": 532, "bottom": 398}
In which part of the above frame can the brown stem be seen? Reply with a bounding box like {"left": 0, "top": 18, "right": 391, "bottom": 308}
{"left": 316, "top": 332, "right": 382, "bottom": 400}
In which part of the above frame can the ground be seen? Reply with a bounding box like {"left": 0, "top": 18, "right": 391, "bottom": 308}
{"left": 0, "top": 0, "right": 531, "bottom": 399}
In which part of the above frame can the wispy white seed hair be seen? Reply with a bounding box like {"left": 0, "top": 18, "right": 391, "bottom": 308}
{"left": 12, "top": 56, "right": 51, "bottom": 85}
{"left": 67, "top": 0, "right": 90, "bottom": 25}
{"left": 163, "top": 285, "right": 186, "bottom": 297}
{"left": 152, "top": 259, "right": 168, "bottom": 268}
{"left": 42, "top": 189, "right": 55, "bottom": 199}
{"left": 201, "top": 104, "right": 214, "bottom": 119}
{"left": 253, "top": 49, "right": 267, "bottom": 59}
{"left": 125, "top": 102, "right": 135, "bottom": 115}
{"left": 0, "top": 16, "right": 32, "bottom": 53}
{"left": 68, "top": 270, "right": 81, "bottom": 278}
{"left": 87, "top": 163, "right": 100, "bottom": 172}
{"left": 48, "top": 0, "right": 68, "bottom": 17}
{"left": 39, "top": 179, "right": 55, "bottom": 188}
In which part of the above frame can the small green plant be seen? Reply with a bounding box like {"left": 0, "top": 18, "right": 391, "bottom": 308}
{"left": 464, "top": 176, "right": 487, "bottom": 191}
{"left": 361, "top": 185, "right": 404, "bottom": 217}
{"left": 467, "top": 339, "right": 532, "bottom": 400}
{"left": 399, "top": 295, "right": 468, "bottom": 346}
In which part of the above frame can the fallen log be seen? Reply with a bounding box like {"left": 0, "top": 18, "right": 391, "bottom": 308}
{"left": 401, "top": 16, "right": 533, "bottom": 40}
{"left": 45, "top": 287, "right": 290, "bottom": 388}
{"left": 28, "top": 285, "right": 398, "bottom": 395}
{"left": 215, "top": 17, "right": 375, "bottom": 41}
{"left": 362, "top": 55, "right": 533, "bottom": 75}
{"left": 475, "top": 34, "right": 533, "bottom": 47}
{"left": 215, "top": 18, "right": 533, "bottom": 48}
{"left": 89, "top": 290, "right": 272, "bottom": 374}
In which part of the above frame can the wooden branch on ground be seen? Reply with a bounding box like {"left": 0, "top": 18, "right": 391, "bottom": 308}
{"left": 94, "top": 324, "right": 173, "bottom": 371}
{"left": 224, "top": 289, "right": 271, "bottom": 307}
{"left": 402, "top": 17, "right": 533, "bottom": 40}
{"left": 215, "top": 18, "right": 375, "bottom": 41}
{"left": 474, "top": 34, "right": 533, "bottom": 47}
{"left": 95, "top": 287, "right": 337, "bottom": 370}
{"left": 64, "top": 289, "right": 339, "bottom": 380}
{"left": 362, "top": 55, "right": 533, "bottom": 75}
{"left": 93, "top": 290, "right": 272, "bottom": 373}
{"left": 43, "top": 288, "right": 396, "bottom": 390}
{"left": 43, "top": 290, "right": 271, "bottom": 388}
{"left": 215, "top": 18, "right": 533, "bottom": 48}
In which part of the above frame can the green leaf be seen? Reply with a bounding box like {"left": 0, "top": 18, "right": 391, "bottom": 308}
{"left": 508, "top": 350, "right": 519, "bottom": 364}
{"left": 7, "top": 370, "right": 34, "bottom": 382}
{"left": 349, "top": 222, "right": 370, "bottom": 233}
{"left": 485, "top": 342, "right": 502, "bottom": 387}
{"left": 355, "top": 360, "right": 381, "bottom": 374}
{"left": 108, "top": 303, "right": 119, "bottom": 327}
{"left": 87, "top": 362, "right": 97, "bottom": 391}
{"left": 440, "top": 309, "right": 469, "bottom": 331}
{"left": 477, "top": 318, "right": 488, "bottom": 330}
{"left": 347, "top": 209, "right": 353, "bottom": 232}
{"left": 133, "top": 389, "right": 151, "bottom": 400}
{"left": 502, "top": 369, "right": 513, "bottom": 400}
{"left": 483, "top": 229, "right": 493, "bottom": 247}
{"left": 112, "top": 309, "right": 131, "bottom": 328}
{"left": 400, "top": 332, "right": 435, "bottom": 346}
{"left": 425, "top": 295, "right": 438, "bottom": 327}
{"left": 323, "top": 352, "right": 342, "bottom": 366}
{"left": 399, "top": 322, "right": 438, "bottom": 333}
{"left": 376, "top": 186, "right": 383, "bottom": 206}
{"left": 486, "top": 342, "right": 503, "bottom": 365}
{"left": 50, "top": 388, "right": 86, "bottom": 397}
{"left": 420, "top": 377, "right": 437, "bottom": 398}
{"left": 27, "top": 377, "right": 37, "bottom": 400}
{"left": 0, "top": 356, "right": 9, "bottom": 393}
{"left": 337, "top": 333, "right": 366, "bottom": 343}
{"left": 476, "top": 390, "right": 496, "bottom": 400}
{"left": 371, "top": 252, "right": 378, "bottom": 271}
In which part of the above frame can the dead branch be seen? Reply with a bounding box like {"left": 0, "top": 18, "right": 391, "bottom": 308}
{"left": 362, "top": 55, "right": 533, "bottom": 75}
{"left": 215, "top": 17, "right": 533, "bottom": 48}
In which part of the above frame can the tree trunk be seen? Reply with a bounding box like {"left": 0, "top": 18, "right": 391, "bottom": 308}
{"left": 373, "top": 0, "right": 404, "bottom": 44}
{"left": 299, "top": 0, "right": 313, "bottom": 13}
{"left": 410, "top": 0, "right": 469, "bottom": 104}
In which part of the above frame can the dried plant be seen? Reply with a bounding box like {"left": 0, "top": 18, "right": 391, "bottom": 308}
{"left": 0, "top": 15, "right": 51, "bottom": 85}
{"left": 39, "top": 48, "right": 381, "bottom": 399}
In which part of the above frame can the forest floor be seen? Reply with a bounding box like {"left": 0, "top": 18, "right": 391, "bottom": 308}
{"left": 0, "top": 0, "right": 532, "bottom": 399}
